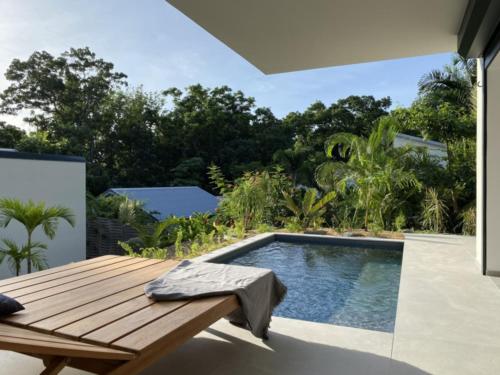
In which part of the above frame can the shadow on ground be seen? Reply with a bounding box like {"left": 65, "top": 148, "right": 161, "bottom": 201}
{"left": 141, "top": 327, "right": 430, "bottom": 375}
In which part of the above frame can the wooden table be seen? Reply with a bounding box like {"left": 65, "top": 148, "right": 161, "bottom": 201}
{"left": 0, "top": 255, "right": 239, "bottom": 374}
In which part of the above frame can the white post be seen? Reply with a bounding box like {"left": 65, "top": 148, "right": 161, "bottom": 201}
{"left": 476, "top": 58, "right": 484, "bottom": 272}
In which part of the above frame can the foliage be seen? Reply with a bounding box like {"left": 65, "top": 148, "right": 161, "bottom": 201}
{"left": 282, "top": 188, "right": 336, "bottom": 229}
{"left": 272, "top": 140, "right": 313, "bottom": 185}
{"left": 86, "top": 193, "right": 151, "bottom": 225}
{"left": 0, "top": 49, "right": 477, "bottom": 236}
{"left": 0, "top": 198, "right": 74, "bottom": 273}
{"left": 317, "top": 117, "right": 421, "bottom": 230}
{"left": 421, "top": 188, "right": 448, "bottom": 232}
{"left": 418, "top": 55, "right": 476, "bottom": 112}
{"left": 118, "top": 212, "right": 220, "bottom": 258}
{"left": 15, "top": 131, "right": 69, "bottom": 154}
{"left": 0, "top": 121, "right": 25, "bottom": 149}
{"left": 120, "top": 242, "right": 169, "bottom": 260}
{"left": 255, "top": 223, "right": 275, "bottom": 233}
{"left": 124, "top": 217, "right": 179, "bottom": 251}
{"left": 0, "top": 238, "right": 47, "bottom": 276}
{"left": 210, "top": 165, "right": 291, "bottom": 229}
{"left": 394, "top": 212, "right": 407, "bottom": 232}
{"left": 459, "top": 206, "right": 476, "bottom": 236}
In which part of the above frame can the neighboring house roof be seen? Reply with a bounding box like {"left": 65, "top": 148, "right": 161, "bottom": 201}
{"left": 105, "top": 186, "right": 219, "bottom": 220}
{"left": 394, "top": 133, "right": 447, "bottom": 150}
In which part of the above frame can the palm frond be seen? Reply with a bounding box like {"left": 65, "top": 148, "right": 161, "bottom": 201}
{"left": 311, "top": 191, "right": 336, "bottom": 214}
{"left": 282, "top": 191, "right": 301, "bottom": 216}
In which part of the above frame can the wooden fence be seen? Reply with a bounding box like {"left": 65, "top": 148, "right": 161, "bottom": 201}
{"left": 86, "top": 218, "right": 137, "bottom": 258}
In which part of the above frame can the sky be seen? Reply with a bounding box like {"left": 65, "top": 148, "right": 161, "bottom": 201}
{"left": 0, "top": 0, "right": 454, "bottom": 130}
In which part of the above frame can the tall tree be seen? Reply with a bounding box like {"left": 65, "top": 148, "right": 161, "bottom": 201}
{"left": 0, "top": 47, "right": 127, "bottom": 192}
{"left": 0, "top": 122, "right": 25, "bottom": 149}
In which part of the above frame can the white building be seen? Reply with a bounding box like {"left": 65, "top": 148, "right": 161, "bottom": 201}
{"left": 394, "top": 133, "right": 448, "bottom": 166}
{"left": 0, "top": 150, "right": 86, "bottom": 279}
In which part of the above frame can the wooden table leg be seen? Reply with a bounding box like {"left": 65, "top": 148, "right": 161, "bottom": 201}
{"left": 40, "top": 356, "right": 70, "bottom": 375}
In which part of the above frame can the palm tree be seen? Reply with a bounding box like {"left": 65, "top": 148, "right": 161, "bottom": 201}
{"left": 272, "top": 140, "right": 312, "bottom": 185}
{"left": 0, "top": 198, "right": 75, "bottom": 273}
{"left": 0, "top": 239, "right": 47, "bottom": 276}
{"left": 282, "top": 188, "right": 336, "bottom": 229}
{"left": 316, "top": 117, "right": 421, "bottom": 229}
{"left": 418, "top": 54, "right": 476, "bottom": 111}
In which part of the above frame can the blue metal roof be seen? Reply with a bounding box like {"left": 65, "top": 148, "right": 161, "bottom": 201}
{"left": 106, "top": 186, "right": 219, "bottom": 220}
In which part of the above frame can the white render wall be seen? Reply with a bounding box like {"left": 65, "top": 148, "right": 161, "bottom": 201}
{"left": 486, "top": 54, "right": 500, "bottom": 275}
{"left": 0, "top": 154, "right": 86, "bottom": 279}
{"left": 393, "top": 134, "right": 447, "bottom": 164}
{"left": 476, "top": 58, "right": 484, "bottom": 270}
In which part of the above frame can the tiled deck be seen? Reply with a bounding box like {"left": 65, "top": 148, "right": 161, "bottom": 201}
{"left": 1, "top": 234, "right": 500, "bottom": 374}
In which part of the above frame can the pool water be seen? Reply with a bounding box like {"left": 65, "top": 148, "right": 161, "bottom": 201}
{"left": 225, "top": 241, "right": 402, "bottom": 332}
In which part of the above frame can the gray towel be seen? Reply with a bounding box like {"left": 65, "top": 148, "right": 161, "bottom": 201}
{"left": 144, "top": 260, "right": 287, "bottom": 339}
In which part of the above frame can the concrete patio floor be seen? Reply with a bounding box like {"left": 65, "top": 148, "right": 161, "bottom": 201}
{"left": 1, "top": 234, "right": 500, "bottom": 374}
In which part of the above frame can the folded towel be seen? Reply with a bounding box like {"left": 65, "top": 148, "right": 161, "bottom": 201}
{"left": 144, "top": 260, "right": 287, "bottom": 339}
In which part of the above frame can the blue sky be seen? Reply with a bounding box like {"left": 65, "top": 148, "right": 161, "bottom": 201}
{"left": 0, "top": 0, "right": 454, "bottom": 128}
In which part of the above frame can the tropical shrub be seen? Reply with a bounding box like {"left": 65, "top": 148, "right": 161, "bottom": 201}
{"left": 87, "top": 193, "right": 151, "bottom": 225}
{"left": 209, "top": 165, "right": 291, "bottom": 229}
{"left": 316, "top": 117, "right": 421, "bottom": 230}
{"left": 120, "top": 242, "right": 169, "bottom": 260}
{"left": 394, "top": 212, "right": 407, "bottom": 232}
{"left": 459, "top": 206, "right": 476, "bottom": 235}
{"left": 121, "top": 217, "right": 179, "bottom": 252}
{"left": 282, "top": 188, "right": 336, "bottom": 229}
{"left": 421, "top": 188, "right": 448, "bottom": 232}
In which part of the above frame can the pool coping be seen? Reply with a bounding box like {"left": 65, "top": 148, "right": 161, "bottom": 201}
{"left": 193, "top": 232, "right": 404, "bottom": 264}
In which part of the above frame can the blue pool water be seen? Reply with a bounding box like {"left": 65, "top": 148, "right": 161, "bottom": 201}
{"left": 225, "top": 241, "right": 402, "bottom": 332}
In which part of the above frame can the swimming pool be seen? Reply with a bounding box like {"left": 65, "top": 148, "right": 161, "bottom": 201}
{"left": 223, "top": 240, "right": 403, "bottom": 332}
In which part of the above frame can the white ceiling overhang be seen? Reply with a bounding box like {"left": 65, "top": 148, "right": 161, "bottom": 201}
{"left": 166, "top": 0, "right": 470, "bottom": 74}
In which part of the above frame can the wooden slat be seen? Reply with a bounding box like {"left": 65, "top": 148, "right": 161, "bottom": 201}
{"left": 13, "top": 258, "right": 160, "bottom": 304}
{"left": 33, "top": 285, "right": 146, "bottom": 332}
{"left": 0, "top": 256, "right": 118, "bottom": 288}
{"left": 56, "top": 294, "right": 159, "bottom": 338}
{"left": 112, "top": 295, "right": 239, "bottom": 352}
{"left": 1, "top": 261, "right": 175, "bottom": 325}
{"left": 0, "top": 325, "right": 112, "bottom": 346}
{"left": 81, "top": 300, "right": 189, "bottom": 345}
{"left": 6, "top": 257, "right": 145, "bottom": 298}
{"left": 0, "top": 256, "right": 133, "bottom": 294}
{"left": 0, "top": 257, "right": 243, "bottom": 375}
{"left": 0, "top": 324, "right": 134, "bottom": 360}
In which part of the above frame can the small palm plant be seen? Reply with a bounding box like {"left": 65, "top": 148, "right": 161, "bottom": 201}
{"left": 0, "top": 239, "right": 47, "bottom": 276}
{"left": 0, "top": 198, "right": 75, "bottom": 274}
{"left": 121, "top": 217, "right": 180, "bottom": 252}
{"left": 421, "top": 188, "right": 448, "bottom": 233}
{"left": 282, "top": 188, "right": 336, "bottom": 230}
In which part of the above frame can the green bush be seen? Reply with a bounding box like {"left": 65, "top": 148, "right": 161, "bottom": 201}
{"left": 209, "top": 165, "right": 291, "bottom": 229}
{"left": 394, "top": 212, "right": 407, "bottom": 232}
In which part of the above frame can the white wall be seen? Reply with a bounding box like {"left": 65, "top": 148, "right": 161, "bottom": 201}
{"left": 394, "top": 134, "right": 448, "bottom": 166}
{"left": 477, "top": 59, "right": 484, "bottom": 269}
{"left": 0, "top": 154, "right": 86, "bottom": 279}
{"left": 486, "top": 53, "right": 500, "bottom": 275}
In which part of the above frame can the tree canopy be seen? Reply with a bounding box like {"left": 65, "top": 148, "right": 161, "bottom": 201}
{"left": 0, "top": 47, "right": 476, "bottom": 234}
